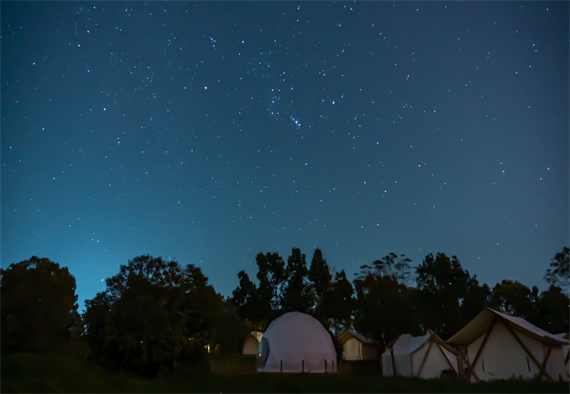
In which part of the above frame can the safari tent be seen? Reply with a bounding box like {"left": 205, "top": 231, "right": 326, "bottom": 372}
{"left": 257, "top": 312, "right": 337, "bottom": 373}
{"left": 337, "top": 330, "right": 379, "bottom": 361}
{"left": 381, "top": 329, "right": 460, "bottom": 379}
{"left": 447, "top": 307, "right": 569, "bottom": 382}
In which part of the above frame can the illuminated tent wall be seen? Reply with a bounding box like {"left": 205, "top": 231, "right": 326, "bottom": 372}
{"left": 337, "top": 330, "right": 379, "bottom": 361}
{"left": 242, "top": 333, "right": 260, "bottom": 355}
{"left": 257, "top": 312, "right": 337, "bottom": 373}
{"left": 381, "top": 329, "right": 460, "bottom": 379}
{"left": 554, "top": 333, "right": 569, "bottom": 375}
{"left": 447, "top": 307, "right": 569, "bottom": 382}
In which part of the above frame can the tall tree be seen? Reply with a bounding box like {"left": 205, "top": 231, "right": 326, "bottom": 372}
{"left": 256, "top": 252, "right": 287, "bottom": 319}
{"left": 414, "top": 253, "right": 472, "bottom": 339}
{"left": 281, "top": 247, "right": 314, "bottom": 313}
{"left": 353, "top": 273, "right": 416, "bottom": 351}
{"left": 1, "top": 256, "right": 78, "bottom": 351}
{"left": 308, "top": 248, "right": 332, "bottom": 300}
{"left": 230, "top": 251, "right": 287, "bottom": 327}
{"left": 544, "top": 247, "right": 569, "bottom": 296}
{"left": 231, "top": 270, "right": 258, "bottom": 321}
{"left": 315, "top": 270, "right": 354, "bottom": 336}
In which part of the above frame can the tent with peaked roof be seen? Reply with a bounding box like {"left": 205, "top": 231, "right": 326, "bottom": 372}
{"left": 381, "top": 329, "right": 460, "bottom": 379}
{"left": 257, "top": 312, "right": 337, "bottom": 373}
{"left": 337, "top": 330, "right": 379, "bottom": 361}
{"left": 447, "top": 307, "right": 569, "bottom": 382}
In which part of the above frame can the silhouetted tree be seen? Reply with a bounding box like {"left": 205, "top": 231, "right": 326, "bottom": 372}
{"left": 315, "top": 270, "right": 355, "bottom": 336}
{"left": 535, "top": 285, "right": 570, "bottom": 334}
{"left": 308, "top": 248, "right": 332, "bottom": 299}
{"left": 231, "top": 251, "right": 287, "bottom": 326}
{"left": 79, "top": 255, "right": 217, "bottom": 376}
{"left": 232, "top": 270, "right": 258, "bottom": 320}
{"left": 256, "top": 251, "right": 287, "bottom": 319}
{"left": 490, "top": 280, "right": 536, "bottom": 321}
{"left": 460, "top": 274, "right": 491, "bottom": 327}
{"left": 362, "top": 253, "right": 415, "bottom": 286}
{"left": 1, "top": 256, "right": 78, "bottom": 351}
{"left": 544, "top": 247, "right": 569, "bottom": 296}
{"left": 353, "top": 273, "right": 415, "bottom": 351}
{"left": 281, "top": 247, "right": 314, "bottom": 313}
{"left": 414, "top": 253, "right": 471, "bottom": 339}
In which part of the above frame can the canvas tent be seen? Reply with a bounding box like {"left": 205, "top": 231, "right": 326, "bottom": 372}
{"left": 257, "top": 312, "right": 337, "bottom": 373}
{"left": 447, "top": 307, "right": 569, "bottom": 382}
{"left": 381, "top": 329, "right": 460, "bottom": 379}
{"left": 554, "top": 333, "right": 569, "bottom": 375}
{"left": 337, "top": 330, "right": 379, "bottom": 361}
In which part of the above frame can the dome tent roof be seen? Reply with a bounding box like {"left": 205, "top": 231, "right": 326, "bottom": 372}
{"left": 257, "top": 311, "right": 337, "bottom": 373}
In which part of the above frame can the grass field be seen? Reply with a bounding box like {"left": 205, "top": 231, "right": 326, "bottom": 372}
{"left": 2, "top": 349, "right": 569, "bottom": 393}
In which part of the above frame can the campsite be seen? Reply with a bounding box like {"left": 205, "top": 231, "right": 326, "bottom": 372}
{"left": 2, "top": 249, "right": 569, "bottom": 393}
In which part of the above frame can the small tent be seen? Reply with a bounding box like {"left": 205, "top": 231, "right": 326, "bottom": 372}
{"left": 447, "top": 307, "right": 569, "bottom": 382}
{"left": 337, "top": 330, "right": 379, "bottom": 361}
{"left": 381, "top": 329, "right": 460, "bottom": 379}
{"left": 257, "top": 312, "right": 337, "bottom": 373}
{"left": 242, "top": 333, "right": 260, "bottom": 355}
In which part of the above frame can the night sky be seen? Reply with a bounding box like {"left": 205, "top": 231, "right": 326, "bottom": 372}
{"left": 2, "top": 2, "right": 568, "bottom": 311}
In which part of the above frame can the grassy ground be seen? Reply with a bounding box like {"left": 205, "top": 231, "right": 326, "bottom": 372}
{"left": 2, "top": 349, "right": 569, "bottom": 393}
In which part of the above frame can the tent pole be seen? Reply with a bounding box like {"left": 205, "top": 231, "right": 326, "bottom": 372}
{"left": 458, "top": 347, "right": 480, "bottom": 382}
{"left": 280, "top": 359, "right": 282, "bottom": 373}
{"left": 430, "top": 332, "right": 457, "bottom": 375}
{"left": 537, "top": 345, "right": 552, "bottom": 380}
{"left": 502, "top": 320, "right": 554, "bottom": 381}
{"left": 466, "top": 315, "right": 496, "bottom": 382}
{"left": 325, "top": 359, "right": 327, "bottom": 373}
{"left": 416, "top": 328, "right": 437, "bottom": 378}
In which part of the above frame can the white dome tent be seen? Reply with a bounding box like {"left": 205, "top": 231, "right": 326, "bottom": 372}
{"left": 257, "top": 312, "right": 337, "bottom": 373}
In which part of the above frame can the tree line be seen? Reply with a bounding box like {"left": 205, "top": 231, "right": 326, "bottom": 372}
{"left": 1, "top": 247, "right": 568, "bottom": 377}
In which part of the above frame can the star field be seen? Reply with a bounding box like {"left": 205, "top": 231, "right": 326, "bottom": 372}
{"left": 2, "top": 2, "right": 568, "bottom": 310}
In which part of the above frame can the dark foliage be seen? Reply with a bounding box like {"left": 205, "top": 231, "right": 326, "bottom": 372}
{"left": 353, "top": 272, "right": 417, "bottom": 351}
{"left": 210, "top": 298, "right": 251, "bottom": 354}
{"left": 76, "top": 255, "right": 218, "bottom": 377}
{"left": 544, "top": 247, "right": 569, "bottom": 295}
{"left": 414, "top": 253, "right": 491, "bottom": 339}
{"left": 281, "top": 247, "right": 313, "bottom": 313}
{"left": 1, "top": 256, "right": 78, "bottom": 351}
{"left": 315, "top": 270, "right": 355, "bottom": 336}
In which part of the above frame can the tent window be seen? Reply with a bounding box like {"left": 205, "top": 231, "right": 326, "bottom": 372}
{"left": 527, "top": 356, "right": 530, "bottom": 372}
{"left": 481, "top": 358, "right": 485, "bottom": 372}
